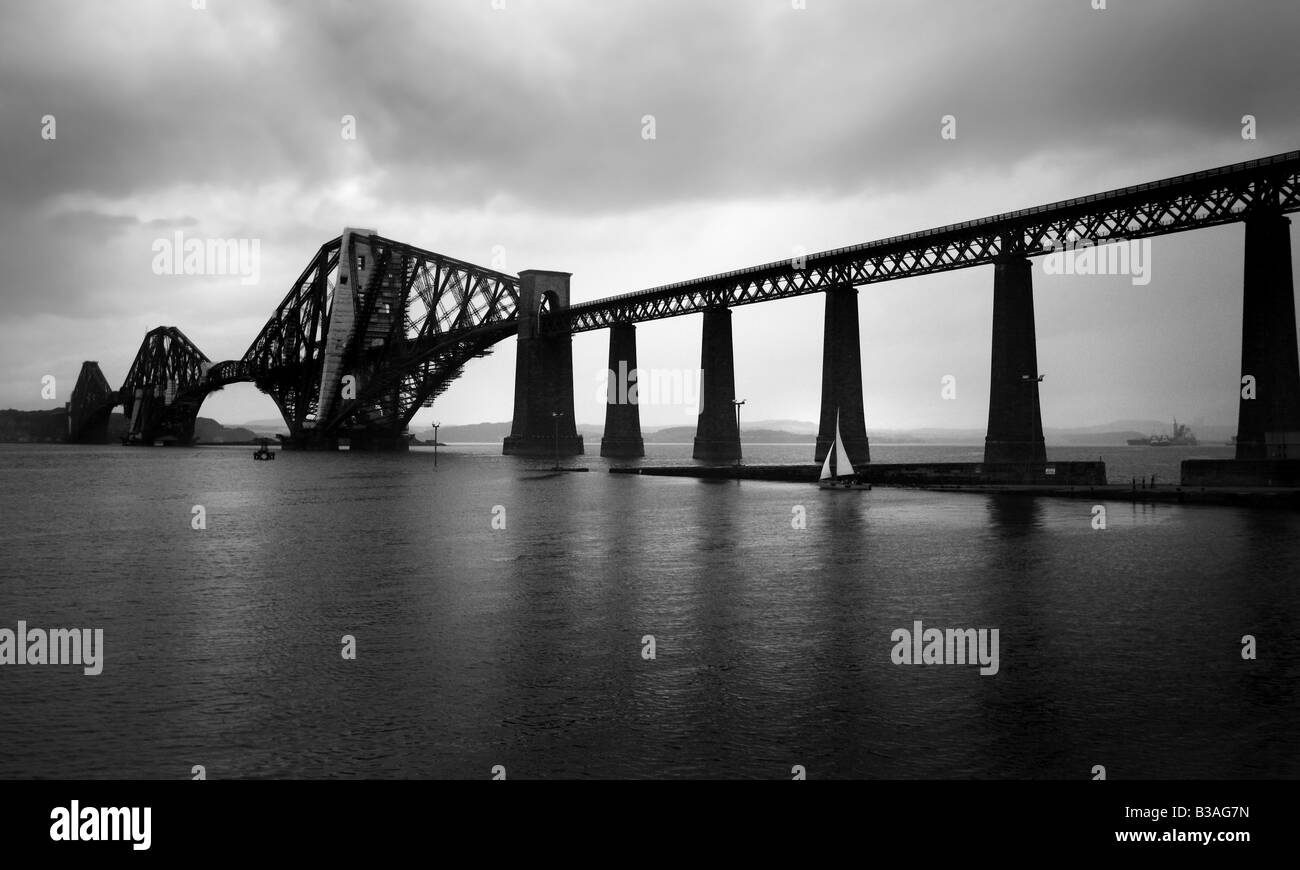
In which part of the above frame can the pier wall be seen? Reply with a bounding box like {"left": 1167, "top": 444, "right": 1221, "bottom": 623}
{"left": 1182, "top": 459, "right": 1300, "bottom": 487}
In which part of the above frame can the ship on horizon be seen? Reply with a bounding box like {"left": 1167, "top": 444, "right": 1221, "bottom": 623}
{"left": 1126, "top": 418, "right": 1198, "bottom": 447}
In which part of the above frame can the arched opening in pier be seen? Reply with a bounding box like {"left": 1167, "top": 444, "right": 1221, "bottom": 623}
{"left": 195, "top": 381, "right": 288, "bottom": 442}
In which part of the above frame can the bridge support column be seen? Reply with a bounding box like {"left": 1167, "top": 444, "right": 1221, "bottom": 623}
{"left": 66, "top": 361, "right": 117, "bottom": 444}
{"left": 983, "top": 255, "right": 1047, "bottom": 465}
{"left": 123, "top": 389, "right": 199, "bottom": 446}
{"left": 280, "top": 430, "right": 339, "bottom": 451}
{"left": 503, "top": 270, "right": 584, "bottom": 457}
{"left": 173, "top": 408, "right": 200, "bottom": 446}
{"left": 69, "top": 405, "right": 113, "bottom": 444}
{"left": 347, "top": 432, "right": 410, "bottom": 451}
{"left": 600, "top": 322, "right": 645, "bottom": 458}
{"left": 814, "top": 287, "right": 870, "bottom": 466}
{"left": 1235, "top": 213, "right": 1300, "bottom": 459}
{"left": 693, "top": 307, "right": 741, "bottom": 462}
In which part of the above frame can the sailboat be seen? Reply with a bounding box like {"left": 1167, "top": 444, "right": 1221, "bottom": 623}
{"left": 819, "top": 410, "right": 870, "bottom": 490}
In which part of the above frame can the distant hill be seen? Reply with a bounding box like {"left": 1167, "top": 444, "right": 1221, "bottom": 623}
{"left": 0, "top": 408, "right": 68, "bottom": 442}
{"left": 411, "top": 421, "right": 515, "bottom": 442}
{"left": 405, "top": 419, "right": 1235, "bottom": 446}
{"left": 193, "top": 418, "right": 258, "bottom": 443}
{"left": 0, "top": 409, "right": 257, "bottom": 444}
{"left": 234, "top": 418, "right": 291, "bottom": 437}
{"left": 744, "top": 418, "right": 819, "bottom": 435}
{"left": 404, "top": 421, "right": 817, "bottom": 444}
{"left": 5, "top": 407, "right": 1234, "bottom": 447}
{"left": 644, "top": 426, "right": 810, "bottom": 443}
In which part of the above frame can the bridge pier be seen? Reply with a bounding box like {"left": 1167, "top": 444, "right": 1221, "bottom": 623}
{"left": 503, "top": 270, "right": 584, "bottom": 457}
{"left": 1235, "top": 212, "right": 1300, "bottom": 459}
{"left": 70, "top": 409, "right": 112, "bottom": 444}
{"left": 693, "top": 307, "right": 741, "bottom": 463}
{"left": 347, "top": 430, "right": 411, "bottom": 452}
{"left": 983, "top": 254, "right": 1047, "bottom": 465}
{"left": 600, "top": 322, "right": 645, "bottom": 458}
{"left": 279, "top": 429, "right": 339, "bottom": 451}
{"left": 122, "top": 388, "right": 200, "bottom": 446}
{"left": 814, "top": 286, "right": 870, "bottom": 466}
{"left": 66, "top": 361, "right": 118, "bottom": 443}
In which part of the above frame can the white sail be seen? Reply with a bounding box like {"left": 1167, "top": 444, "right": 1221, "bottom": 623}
{"left": 821, "top": 409, "right": 854, "bottom": 480}
{"left": 819, "top": 442, "right": 835, "bottom": 480}
{"left": 834, "top": 411, "right": 853, "bottom": 477}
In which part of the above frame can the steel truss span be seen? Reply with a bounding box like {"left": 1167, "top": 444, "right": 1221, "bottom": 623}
{"left": 112, "top": 235, "right": 521, "bottom": 442}
{"left": 97, "top": 150, "right": 1299, "bottom": 443}
{"left": 566, "top": 150, "right": 1300, "bottom": 332}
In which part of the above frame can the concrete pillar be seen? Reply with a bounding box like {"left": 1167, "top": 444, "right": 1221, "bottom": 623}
{"left": 983, "top": 255, "right": 1047, "bottom": 465}
{"left": 814, "top": 286, "right": 870, "bottom": 466}
{"left": 692, "top": 307, "right": 741, "bottom": 462}
{"left": 1235, "top": 213, "right": 1300, "bottom": 459}
{"left": 601, "top": 322, "right": 645, "bottom": 457}
{"left": 503, "top": 270, "right": 584, "bottom": 457}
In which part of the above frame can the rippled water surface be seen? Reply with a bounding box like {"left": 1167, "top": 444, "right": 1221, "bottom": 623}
{"left": 1, "top": 442, "right": 1296, "bottom": 779}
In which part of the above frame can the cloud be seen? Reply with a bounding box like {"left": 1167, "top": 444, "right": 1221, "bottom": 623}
{"left": 1, "top": 0, "right": 1296, "bottom": 429}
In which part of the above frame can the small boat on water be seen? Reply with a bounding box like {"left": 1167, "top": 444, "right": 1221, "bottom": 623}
{"left": 818, "top": 410, "right": 870, "bottom": 490}
{"left": 253, "top": 438, "right": 275, "bottom": 461}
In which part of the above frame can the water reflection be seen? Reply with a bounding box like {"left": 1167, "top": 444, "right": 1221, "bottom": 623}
{"left": 2, "top": 444, "right": 1298, "bottom": 779}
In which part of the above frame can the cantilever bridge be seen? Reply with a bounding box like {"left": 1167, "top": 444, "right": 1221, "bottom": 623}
{"left": 69, "top": 151, "right": 1300, "bottom": 466}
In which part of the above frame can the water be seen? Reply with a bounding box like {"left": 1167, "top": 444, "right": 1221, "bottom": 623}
{"left": 0, "top": 442, "right": 1296, "bottom": 779}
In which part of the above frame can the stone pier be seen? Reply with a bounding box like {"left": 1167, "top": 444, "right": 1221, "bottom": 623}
{"left": 503, "top": 270, "right": 584, "bottom": 457}
{"left": 814, "top": 286, "right": 870, "bottom": 466}
{"left": 1235, "top": 212, "right": 1300, "bottom": 459}
{"left": 984, "top": 254, "right": 1047, "bottom": 465}
{"left": 600, "top": 322, "right": 645, "bottom": 458}
{"left": 692, "top": 307, "right": 741, "bottom": 462}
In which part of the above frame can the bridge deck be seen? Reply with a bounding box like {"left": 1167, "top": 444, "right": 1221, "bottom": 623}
{"left": 567, "top": 150, "right": 1300, "bottom": 331}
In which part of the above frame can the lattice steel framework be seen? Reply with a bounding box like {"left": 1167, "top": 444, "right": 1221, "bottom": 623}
{"left": 102, "top": 149, "right": 1300, "bottom": 443}
{"left": 66, "top": 361, "right": 118, "bottom": 442}
{"left": 119, "top": 326, "right": 213, "bottom": 442}
{"left": 566, "top": 150, "right": 1300, "bottom": 332}
{"left": 112, "top": 234, "right": 520, "bottom": 441}
{"left": 319, "top": 234, "right": 519, "bottom": 435}
{"left": 238, "top": 237, "right": 342, "bottom": 430}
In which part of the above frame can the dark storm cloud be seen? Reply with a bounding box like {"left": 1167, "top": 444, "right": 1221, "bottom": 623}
{"left": 4, "top": 1, "right": 1297, "bottom": 218}
{"left": 320, "top": 0, "right": 1300, "bottom": 215}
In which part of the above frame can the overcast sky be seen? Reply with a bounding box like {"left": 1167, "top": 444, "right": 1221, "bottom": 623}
{"left": 2, "top": 0, "right": 1298, "bottom": 432}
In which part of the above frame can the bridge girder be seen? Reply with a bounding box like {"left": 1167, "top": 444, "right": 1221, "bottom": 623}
{"left": 566, "top": 150, "right": 1300, "bottom": 331}
{"left": 94, "top": 149, "right": 1300, "bottom": 452}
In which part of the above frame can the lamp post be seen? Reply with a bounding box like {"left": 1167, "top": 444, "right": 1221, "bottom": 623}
{"left": 432, "top": 422, "right": 440, "bottom": 467}
{"left": 732, "top": 399, "right": 745, "bottom": 468}
{"left": 552, "top": 410, "right": 563, "bottom": 471}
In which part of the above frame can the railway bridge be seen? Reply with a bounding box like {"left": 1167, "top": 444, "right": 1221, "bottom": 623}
{"left": 69, "top": 151, "right": 1300, "bottom": 465}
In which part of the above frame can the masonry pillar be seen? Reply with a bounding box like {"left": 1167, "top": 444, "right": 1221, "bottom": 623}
{"left": 600, "top": 322, "right": 645, "bottom": 458}
{"left": 692, "top": 307, "right": 741, "bottom": 462}
{"left": 1235, "top": 212, "right": 1300, "bottom": 459}
{"left": 502, "top": 270, "right": 584, "bottom": 456}
{"left": 814, "top": 286, "right": 870, "bottom": 466}
{"left": 984, "top": 254, "right": 1047, "bottom": 465}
